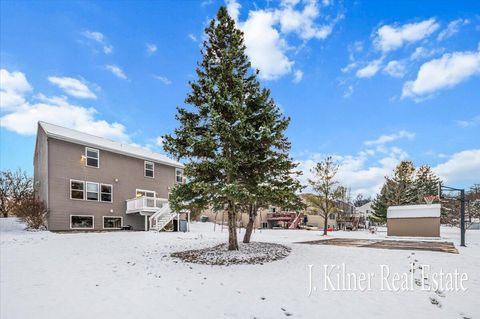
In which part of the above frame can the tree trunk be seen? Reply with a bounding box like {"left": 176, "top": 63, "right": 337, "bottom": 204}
{"left": 243, "top": 204, "right": 256, "bottom": 243}
{"left": 323, "top": 213, "right": 328, "bottom": 236}
{"left": 2, "top": 211, "right": 7, "bottom": 218}
{"left": 227, "top": 202, "right": 239, "bottom": 250}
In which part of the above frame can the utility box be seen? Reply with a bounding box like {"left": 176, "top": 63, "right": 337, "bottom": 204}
{"left": 387, "top": 204, "right": 441, "bottom": 237}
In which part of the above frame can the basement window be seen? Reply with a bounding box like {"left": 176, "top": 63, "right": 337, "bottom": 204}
{"left": 103, "top": 216, "right": 122, "bottom": 229}
{"left": 70, "top": 215, "right": 94, "bottom": 229}
{"left": 70, "top": 180, "right": 85, "bottom": 200}
{"left": 85, "top": 147, "right": 99, "bottom": 168}
{"left": 144, "top": 161, "right": 154, "bottom": 178}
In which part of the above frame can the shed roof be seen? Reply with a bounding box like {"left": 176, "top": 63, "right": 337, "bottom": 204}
{"left": 387, "top": 204, "right": 441, "bottom": 219}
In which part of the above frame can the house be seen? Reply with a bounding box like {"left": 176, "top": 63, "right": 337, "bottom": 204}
{"left": 33, "top": 121, "right": 185, "bottom": 231}
{"left": 356, "top": 201, "right": 374, "bottom": 228}
{"left": 201, "top": 194, "right": 342, "bottom": 231}
{"left": 387, "top": 204, "right": 441, "bottom": 237}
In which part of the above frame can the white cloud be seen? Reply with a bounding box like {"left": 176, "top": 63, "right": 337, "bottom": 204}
{"left": 47, "top": 76, "right": 97, "bottom": 99}
{"left": 374, "top": 18, "right": 439, "bottom": 52}
{"left": 82, "top": 30, "right": 104, "bottom": 42}
{"left": 146, "top": 43, "right": 157, "bottom": 55}
{"left": 276, "top": 0, "right": 336, "bottom": 40}
{"left": 356, "top": 58, "right": 383, "bottom": 78}
{"left": 0, "top": 70, "right": 129, "bottom": 142}
{"left": 293, "top": 69, "right": 303, "bottom": 83}
{"left": 434, "top": 149, "right": 480, "bottom": 184}
{"left": 437, "top": 19, "right": 469, "bottom": 42}
{"left": 105, "top": 65, "right": 128, "bottom": 80}
{"left": 402, "top": 49, "right": 480, "bottom": 99}
{"left": 410, "top": 46, "right": 444, "bottom": 61}
{"left": 188, "top": 34, "right": 198, "bottom": 42}
{"left": 343, "top": 85, "right": 353, "bottom": 98}
{"left": 456, "top": 115, "right": 480, "bottom": 127}
{"left": 299, "top": 147, "right": 480, "bottom": 197}
{"left": 81, "top": 30, "right": 113, "bottom": 55}
{"left": 153, "top": 75, "right": 172, "bottom": 85}
{"left": 103, "top": 45, "right": 113, "bottom": 54}
{"left": 241, "top": 9, "right": 294, "bottom": 80}
{"left": 364, "top": 130, "right": 415, "bottom": 146}
{"left": 155, "top": 136, "right": 165, "bottom": 147}
{"left": 0, "top": 69, "right": 32, "bottom": 111}
{"left": 297, "top": 146, "right": 408, "bottom": 197}
{"left": 226, "top": 0, "right": 241, "bottom": 22}
{"left": 226, "top": 0, "right": 339, "bottom": 80}
{"left": 383, "top": 60, "right": 406, "bottom": 78}
{"left": 201, "top": 0, "right": 214, "bottom": 6}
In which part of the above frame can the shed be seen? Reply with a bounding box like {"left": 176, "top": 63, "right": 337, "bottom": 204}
{"left": 387, "top": 204, "right": 441, "bottom": 237}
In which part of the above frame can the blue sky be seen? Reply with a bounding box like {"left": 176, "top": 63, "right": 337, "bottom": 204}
{"left": 1, "top": 0, "right": 479, "bottom": 196}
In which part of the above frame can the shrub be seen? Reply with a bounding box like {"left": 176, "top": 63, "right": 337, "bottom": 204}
{"left": 15, "top": 193, "right": 47, "bottom": 230}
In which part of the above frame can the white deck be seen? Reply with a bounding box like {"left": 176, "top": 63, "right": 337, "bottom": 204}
{"left": 125, "top": 196, "right": 168, "bottom": 214}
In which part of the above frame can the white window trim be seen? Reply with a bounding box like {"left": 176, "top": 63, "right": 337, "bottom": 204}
{"left": 102, "top": 216, "right": 123, "bottom": 230}
{"left": 100, "top": 183, "right": 113, "bottom": 203}
{"left": 86, "top": 181, "right": 100, "bottom": 202}
{"left": 144, "top": 161, "right": 154, "bottom": 178}
{"left": 85, "top": 147, "right": 100, "bottom": 168}
{"left": 136, "top": 189, "right": 157, "bottom": 198}
{"left": 70, "top": 179, "right": 85, "bottom": 200}
{"left": 175, "top": 168, "right": 183, "bottom": 184}
{"left": 70, "top": 215, "right": 94, "bottom": 230}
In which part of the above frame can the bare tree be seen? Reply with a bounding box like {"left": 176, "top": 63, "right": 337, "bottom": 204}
{"left": 0, "top": 169, "right": 33, "bottom": 217}
{"left": 15, "top": 192, "right": 47, "bottom": 230}
{"left": 305, "top": 156, "right": 345, "bottom": 235}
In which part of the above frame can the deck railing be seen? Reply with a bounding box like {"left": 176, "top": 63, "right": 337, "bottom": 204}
{"left": 126, "top": 196, "right": 168, "bottom": 214}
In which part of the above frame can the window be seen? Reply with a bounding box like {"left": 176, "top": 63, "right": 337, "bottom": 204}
{"left": 85, "top": 147, "right": 99, "bottom": 168}
{"left": 144, "top": 161, "right": 154, "bottom": 178}
{"left": 261, "top": 222, "right": 268, "bottom": 229}
{"left": 86, "top": 182, "right": 99, "bottom": 201}
{"left": 329, "top": 214, "right": 336, "bottom": 220}
{"left": 70, "top": 180, "right": 85, "bottom": 200}
{"left": 175, "top": 168, "right": 183, "bottom": 183}
{"left": 103, "top": 216, "right": 122, "bottom": 229}
{"left": 101, "top": 184, "right": 112, "bottom": 202}
{"left": 70, "top": 215, "right": 94, "bottom": 229}
{"left": 136, "top": 189, "right": 156, "bottom": 198}
{"left": 270, "top": 207, "right": 276, "bottom": 213}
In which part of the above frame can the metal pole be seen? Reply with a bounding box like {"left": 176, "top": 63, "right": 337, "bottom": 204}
{"left": 460, "top": 189, "right": 466, "bottom": 247}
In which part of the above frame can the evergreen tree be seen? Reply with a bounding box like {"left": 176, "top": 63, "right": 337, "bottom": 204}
{"left": 239, "top": 87, "right": 304, "bottom": 243}
{"left": 371, "top": 182, "right": 391, "bottom": 221}
{"left": 371, "top": 161, "right": 443, "bottom": 221}
{"left": 163, "top": 7, "right": 302, "bottom": 249}
{"left": 413, "top": 165, "right": 440, "bottom": 203}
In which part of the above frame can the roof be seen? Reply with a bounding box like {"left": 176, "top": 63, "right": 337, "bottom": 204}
{"left": 387, "top": 204, "right": 441, "bottom": 219}
{"left": 38, "top": 121, "right": 184, "bottom": 168}
{"left": 356, "top": 201, "right": 374, "bottom": 214}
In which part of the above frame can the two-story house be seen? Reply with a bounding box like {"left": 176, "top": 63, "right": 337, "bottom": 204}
{"left": 34, "top": 121, "right": 184, "bottom": 231}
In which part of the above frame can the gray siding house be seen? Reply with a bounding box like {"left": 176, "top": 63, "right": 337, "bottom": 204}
{"left": 34, "top": 121, "right": 184, "bottom": 231}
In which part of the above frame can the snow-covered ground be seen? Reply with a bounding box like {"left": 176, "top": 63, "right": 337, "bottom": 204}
{"left": 1, "top": 218, "right": 479, "bottom": 319}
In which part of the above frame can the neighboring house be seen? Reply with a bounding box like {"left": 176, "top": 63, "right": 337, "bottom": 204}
{"left": 34, "top": 122, "right": 184, "bottom": 231}
{"left": 356, "top": 201, "right": 374, "bottom": 228}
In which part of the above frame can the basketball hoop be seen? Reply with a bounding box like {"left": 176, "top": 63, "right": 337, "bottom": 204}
{"left": 424, "top": 195, "right": 438, "bottom": 204}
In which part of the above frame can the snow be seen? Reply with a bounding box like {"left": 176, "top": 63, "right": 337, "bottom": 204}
{"left": 1, "top": 218, "right": 479, "bottom": 319}
{"left": 388, "top": 204, "right": 441, "bottom": 218}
